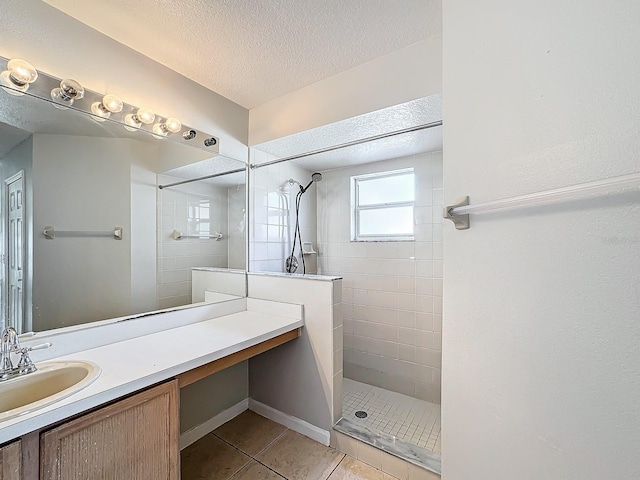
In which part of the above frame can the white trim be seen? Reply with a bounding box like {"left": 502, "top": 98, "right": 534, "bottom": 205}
{"left": 249, "top": 398, "right": 330, "bottom": 446}
{"left": 179, "top": 398, "right": 249, "bottom": 450}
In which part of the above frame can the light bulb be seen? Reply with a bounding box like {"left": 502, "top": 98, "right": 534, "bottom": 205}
{"left": 164, "top": 117, "right": 181, "bottom": 133}
{"left": 103, "top": 94, "right": 123, "bottom": 113}
{"left": 136, "top": 107, "right": 155, "bottom": 124}
{"left": 124, "top": 114, "right": 141, "bottom": 131}
{"left": 7, "top": 59, "right": 38, "bottom": 84}
{"left": 152, "top": 117, "right": 182, "bottom": 137}
{"left": 183, "top": 129, "right": 197, "bottom": 140}
{"left": 91, "top": 103, "right": 109, "bottom": 121}
{"left": 0, "top": 59, "right": 38, "bottom": 96}
{"left": 91, "top": 94, "right": 123, "bottom": 121}
{"left": 124, "top": 107, "right": 154, "bottom": 132}
{"left": 51, "top": 78, "right": 85, "bottom": 109}
{"left": 152, "top": 123, "right": 168, "bottom": 138}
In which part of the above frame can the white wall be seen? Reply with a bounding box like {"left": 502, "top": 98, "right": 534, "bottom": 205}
{"left": 32, "top": 135, "right": 155, "bottom": 330}
{"left": 250, "top": 150, "right": 318, "bottom": 274}
{"left": 318, "top": 153, "right": 443, "bottom": 404}
{"left": 130, "top": 162, "right": 158, "bottom": 314}
{"left": 192, "top": 269, "right": 246, "bottom": 302}
{"left": 249, "top": 36, "right": 442, "bottom": 145}
{"left": 1, "top": 0, "right": 248, "bottom": 160}
{"left": 248, "top": 274, "right": 341, "bottom": 433}
{"left": 443, "top": 1, "right": 640, "bottom": 479}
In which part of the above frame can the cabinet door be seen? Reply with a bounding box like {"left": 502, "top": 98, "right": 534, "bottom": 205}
{"left": 0, "top": 441, "right": 21, "bottom": 480}
{"left": 41, "top": 380, "right": 178, "bottom": 480}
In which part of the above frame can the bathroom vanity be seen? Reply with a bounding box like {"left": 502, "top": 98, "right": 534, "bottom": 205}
{"left": 41, "top": 381, "right": 178, "bottom": 480}
{"left": 0, "top": 298, "right": 304, "bottom": 479}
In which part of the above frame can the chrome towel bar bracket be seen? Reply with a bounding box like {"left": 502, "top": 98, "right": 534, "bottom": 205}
{"left": 443, "top": 196, "right": 470, "bottom": 230}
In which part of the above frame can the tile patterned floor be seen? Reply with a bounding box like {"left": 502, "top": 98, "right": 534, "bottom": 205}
{"left": 181, "top": 410, "right": 398, "bottom": 480}
{"left": 342, "top": 379, "right": 441, "bottom": 453}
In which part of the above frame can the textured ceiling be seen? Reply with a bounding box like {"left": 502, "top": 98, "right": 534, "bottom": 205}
{"left": 43, "top": 0, "right": 441, "bottom": 108}
{"left": 253, "top": 95, "right": 442, "bottom": 171}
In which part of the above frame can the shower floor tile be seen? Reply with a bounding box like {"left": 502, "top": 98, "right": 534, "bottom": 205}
{"left": 342, "top": 378, "right": 441, "bottom": 453}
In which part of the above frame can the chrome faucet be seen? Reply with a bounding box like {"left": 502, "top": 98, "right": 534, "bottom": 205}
{"left": 0, "top": 327, "right": 51, "bottom": 381}
{"left": 0, "top": 327, "right": 19, "bottom": 374}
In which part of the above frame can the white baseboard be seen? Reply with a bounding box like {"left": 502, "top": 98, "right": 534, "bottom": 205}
{"left": 249, "top": 398, "right": 330, "bottom": 446}
{"left": 179, "top": 398, "right": 249, "bottom": 450}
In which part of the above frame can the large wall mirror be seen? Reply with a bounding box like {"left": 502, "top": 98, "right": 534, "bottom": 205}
{"left": 0, "top": 72, "right": 247, "bottom": 334}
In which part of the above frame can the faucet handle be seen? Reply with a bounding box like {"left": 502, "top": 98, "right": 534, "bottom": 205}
{"left": 24, "top": 342, "right": 52, "bottom": 352}
{"left": 17, "top": 343, "right": 52, "bottom": 374}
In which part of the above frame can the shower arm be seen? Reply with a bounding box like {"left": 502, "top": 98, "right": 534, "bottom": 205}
{"left": 300, "top": 180, "right": 313, "bottom": 193}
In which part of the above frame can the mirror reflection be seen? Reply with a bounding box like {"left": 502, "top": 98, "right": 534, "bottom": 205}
{"left": 0, "top": 88, "right": 246, "bottom": 333}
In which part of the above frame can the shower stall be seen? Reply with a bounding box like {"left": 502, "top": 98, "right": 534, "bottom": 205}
{"left": 249, "top": 96, "right": 443, "bottom": 471}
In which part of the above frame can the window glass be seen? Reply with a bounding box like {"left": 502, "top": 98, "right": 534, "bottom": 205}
{"left": 359, "top": 206, "right": 414, "bottom": 236}
{"left": 358, "top": 173, "right": 414, "bottom": 205}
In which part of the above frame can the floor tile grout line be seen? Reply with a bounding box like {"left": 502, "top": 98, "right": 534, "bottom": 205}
{"left": 229, "top": 457, "right": 288, "bottom": 480}
{"left": 252, "top": 427, "right": 291, "bottom": 459}
{"left": 209, "top": 432, "right": 255, "bottom": 462}
{"left": 247, "top": 429, "right": 345, "bottom": 480}
{"left": 211, "top": 430, "right": 290, "bottom": 480}
{"left": 200, "top": 433, "right": 253, "bottom": 480}
{"left": 323, "top": 452, "right": 346, "bottom": 480}
{"left": 250, "top": 456, "right": 294, "bottom": 480}
{"left": 215, "top": 427, "right": 291, "bottom": 480}
{"left": 225, "top": 457, "right": 255, "bottom": 480}
{"left": 212, "top": 427, "right": 290, "bottom": 461}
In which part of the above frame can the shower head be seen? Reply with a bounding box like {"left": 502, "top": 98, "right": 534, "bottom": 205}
{"left": 300, "top": 172, "right": 323, "bottom": 193}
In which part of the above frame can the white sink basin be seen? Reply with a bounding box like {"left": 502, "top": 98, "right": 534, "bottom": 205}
{"left": 0, "top": 360, "right": 101, "bottom": 421}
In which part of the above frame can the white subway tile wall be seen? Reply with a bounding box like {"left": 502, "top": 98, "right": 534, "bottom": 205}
{"left": 157, "top": 175, "right": 246, "bottom": 309}
{"left": 317, "top": 152, "right": 443, "bottom": 404}
{"left": 249, "top": 150, "right": 318, "bottom": 274}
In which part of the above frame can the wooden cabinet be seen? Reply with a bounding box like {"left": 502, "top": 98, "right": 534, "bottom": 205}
{"left": 0, "top": 441, "right": 21, "bottom": 480}
{"left": 40, "top": 380, "right": 178, "bottom": 480}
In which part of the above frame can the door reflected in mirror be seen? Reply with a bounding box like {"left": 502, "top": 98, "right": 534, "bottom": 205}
{"left": 0, "top": 85, "right": 247, "bottom": 334}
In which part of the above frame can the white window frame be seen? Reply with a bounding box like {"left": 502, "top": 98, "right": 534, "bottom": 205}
{"left": 188, "top": 198, "right": 213, "bottom": 238}
{"left": 351, "top": 168, "right": 415, "bottom": 242}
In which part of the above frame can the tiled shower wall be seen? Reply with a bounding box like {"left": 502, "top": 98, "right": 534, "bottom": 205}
{"left": 317, "top": 152, "right": 443, "bottom": 404}
{"left": 227, "top": 184, "right": 246, "bottom": 270}
{"left": 250, "top": 150, "right": 318, "bottom": 274}
{"left": 157, "top": 175, "right": 240, "bottom": 309}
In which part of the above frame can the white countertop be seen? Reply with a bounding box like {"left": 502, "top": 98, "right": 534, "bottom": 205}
{"left": 0, "top": 307, "right": 304, "bottom": 444}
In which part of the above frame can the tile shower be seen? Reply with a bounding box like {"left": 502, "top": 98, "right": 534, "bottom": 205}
{"left": 157, "top": 174, "right": 246, "bottom": 309}
{"left": 317, "top": 152, "right": 443, "bottom": 407}
{"left": 249, "top": 148, "right": 443, "bottom": 463}
{"left": 316, "top": 151, "right": 443, "bottom": 459}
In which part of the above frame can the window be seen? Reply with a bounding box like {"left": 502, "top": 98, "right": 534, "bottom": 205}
{"left": 188, "top": 198, "right": 212, "bottom": 237}
{"left": 351, "top": 169, "right": 414, "bottom": 241}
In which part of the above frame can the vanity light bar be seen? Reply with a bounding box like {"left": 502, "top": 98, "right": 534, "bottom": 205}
{"left": 0, "top": 55, "right": 219, "bottom": 152}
